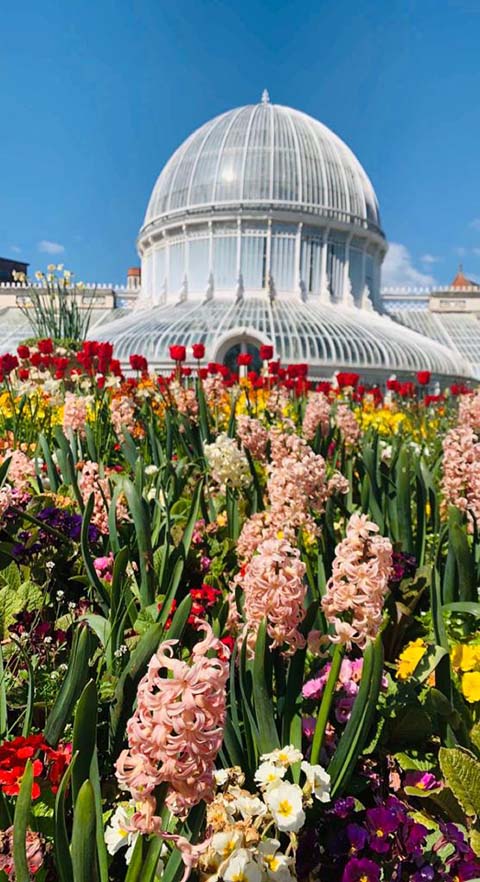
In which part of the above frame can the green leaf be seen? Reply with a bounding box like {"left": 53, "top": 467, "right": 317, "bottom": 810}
{"left": 70, "top": 780, "right": 97, "bottom": 882}
{"left": 0, "top": 575, "right": 43, "bottom": 639}
{"left": 80, "top": 494, "right": 110, "bottom": 613}
{"left": 0, "top": 644, "right": 7, "bottom": 738}
{"left": 439, "top": 746, "right": 480, "bottom": 819}
{"left": 13, "top": 759, "right": 33, "bottom": 882}
{"left": 45, "top": 626, "right": 96, "bottom": 747}
{"left": 252, "top": 620, "right": 280, "bottom": 754}
{"left": 72, "top": 681, "right": 97, "bottom": 806}
{"left": 328, "top": 636, "right": 384, "bottom": 796}
{"left": 54, "top": 754, "right": 76, "bottom": 882}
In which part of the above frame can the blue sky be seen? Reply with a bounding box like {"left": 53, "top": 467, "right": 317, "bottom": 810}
{"left": 1, "top": 0, "right": 480, "bottom": 287}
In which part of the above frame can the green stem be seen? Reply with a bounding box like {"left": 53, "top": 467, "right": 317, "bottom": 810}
{"left": 310, "top": 643, "right": 344, "bottom": 765}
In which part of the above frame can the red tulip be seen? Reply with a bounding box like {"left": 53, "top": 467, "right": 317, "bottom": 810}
{"left": 237, "top": 353, "right": 253, "bottom": 367}
{"left": 386, "top": 378, "right": 400, "bottom": 392}
{"left": 259, "top": 344, "right": 273, "bottom": 361}
{"left": 192, "top": 343, "right": 205, "bottom": 359}
{"left": 416, "top": 370, "right": 431, "bottom": 386}
{"left": 169, "top": 345, "right": 186, "bottom": 362}
{"left": 337, "top": 371, "right": 360, "bottom": 388}
{"left": 130, "top": 354, "right": 148, "bottom": 372}
{"left": 38, "top": 338, "right": 54, "bottom": 355}
{"left": 17, "top": 345, "right": 30, "bottom": 360}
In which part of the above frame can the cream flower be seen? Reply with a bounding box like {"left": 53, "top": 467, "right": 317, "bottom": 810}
{"left": 254, "top": 761, "right": 286, "bottom": 787}
{"left": 261, "top": 746, "right": 303, "bottom": 767}
{"left": 104, "top": 803, "right": 138, "bottom": 860}
{"left": 222, "top": 849, "right": 262, "bottom": 882}
{"left": 264, "top": 781, "right": 305, "bottom": 833}
{"left": 232, "top": 794, "right": 267, "bottom": 819}
{"left": 259, "top": 841, "right": 296, "bottom": 882}
{"left": 211, "top": 830, "right": 245, "bottom": 863}
{"left": 300, "top": 761, "right": 331, "bottom": 802}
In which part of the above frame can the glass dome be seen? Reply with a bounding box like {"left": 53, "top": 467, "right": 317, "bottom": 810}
{"left": 143, "top": 93, "right": 382, "bottom": 233}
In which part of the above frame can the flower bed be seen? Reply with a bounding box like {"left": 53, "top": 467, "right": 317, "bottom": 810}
{"left": 0, "top": 339, "right": 478, "bottom": 881}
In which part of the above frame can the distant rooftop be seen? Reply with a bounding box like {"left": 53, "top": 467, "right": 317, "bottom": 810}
{"left": 450, "top": 264, "right": 480, "bottom": 289}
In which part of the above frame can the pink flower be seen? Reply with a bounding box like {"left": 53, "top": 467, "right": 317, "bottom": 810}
{"left": 115, "top": 620, "right": 229, "bottom": 826}
{"left": 237, "top": 415, "right": 269, "bottom": 461}
{"left": 335, "top": 404, "right": 361, "bottom": 449}
{"left": 235, "top": 535, "right": 307, "bottom": 657}
{"left": 93, "top": 553, "right": 114, "bottom": 582}
{"left": 110, "top": 396, "right": 137, "bottom": 441}
{"left": 3, "top": 448, "right": 36, "bottom": 493}
{"left": 0, "top": 826, "right": 44, "bottom": 878}
{"left": 321, "top": 513, "right": 393, "bottom": 649}
{"left": 303, "top": 392, "right": 331, "bottom": 440}
{"left": 62, "top": 392, "right": 88, "bottom": 436}
{"left": 441, "top": 424, "right": 480, "bottom": 530}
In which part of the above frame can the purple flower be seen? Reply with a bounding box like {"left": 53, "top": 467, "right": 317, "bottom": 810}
{"left": 411, "top": 867, "right": 435, "bottom": 882}
{"left": 456, "top": 860, "right": 480, "bottom": 881}
{"left": 346, "top": 823, "right": 368, "bottom": 854}
{"left": 303, "top": 668, "right": 330, "bottom": 700}
{"left": 404, "top": 771, "right": 440, "bottom": 791}
{"left": 402, "top": 820, "right": 428, "bottom": 858}
{"left": 435, "top": 822, "right": 470, "bottom": 855}
{"left": 330, "top": 796, "right": 356, "bottom": 819}
{"left": 342, "top": 857, "right": 380, "bottom": 882}
{"left": 365, "top": 806, "right": 399, "bottom": 853}
{"left": 302, "top": 716, "right": 316, "bottom": 739}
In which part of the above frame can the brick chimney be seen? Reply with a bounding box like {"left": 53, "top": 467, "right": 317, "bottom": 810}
{"left": 127, "top": 267, "right": 141, "bottom": 290}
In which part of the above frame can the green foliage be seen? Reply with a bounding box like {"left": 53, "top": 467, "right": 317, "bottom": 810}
{"left": 439, "top": 746, "right": 480, "bottom": 819}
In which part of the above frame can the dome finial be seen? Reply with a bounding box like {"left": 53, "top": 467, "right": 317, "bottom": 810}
{"left": 261, "top": 88, "right": 270, "bottom": 105}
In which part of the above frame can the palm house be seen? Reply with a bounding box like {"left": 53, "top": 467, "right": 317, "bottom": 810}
{"left": 94, "top": 93, "right": 471, "bottom": 382}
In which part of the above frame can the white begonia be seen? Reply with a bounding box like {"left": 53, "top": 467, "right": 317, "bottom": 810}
{"left": 210, "top": 830, "right": 245, "bottom": 864}
{"left": 263, "top": 781, "right": 305, "bottom": 833}
{"left": 203, "top": 433, "right": 250, "bottom": 491}
{"left": 254, "top": 761, "right": 286, "bottom": 788}
{"left": 104, "top": 803, "right": 138, "bottom": 861}
{"left": 222, "top": 849, "right": 262, "bottom": 882}
{"left": 213, "top": 768, "right": 230, "bottom": 787}
{"left": 259, "top": 841, "right": 296, "bottom": 882}
{"left": 232, "top": 793, "right": 268, "bottom": 819}
{"left": 260, "top": 745, "right": 303, "bottom": 767}
{"left": 300, "top": 761, "right": 331, "bottom": 803}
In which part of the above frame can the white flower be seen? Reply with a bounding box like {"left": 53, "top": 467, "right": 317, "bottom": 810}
{"left": 300, "top": 761, "right": 331, "bottom": 802}
{"left": 264, "top": 781, "right": 305, "bottom": 833}
{"left": 261, "top": 745, "right": 303, "bottom": 767}
{"left": 254, "top": 761, "right": 286, "bottom": 788}
{"left": 211, "top": 830, "right": 244, "bottom": 864}
{"left": 232, "top": 794, "right": 267, "bottom": 819}
{"left": 258, "top": 841, "right": 295, "bottom": 882}
{"left": 204, "top": 434, "right": 250, "bottom": 490}
{"left": 144, "top": 464, "right": 159, "bottom": 476}
{"left": 223, "top": 849, "right": 262, "bottom": 882}
{"left": 213, "top": 768, "right": 230, "bottom": 787}
{"left": 105, "top": 803, "right": 137, "bottom": 860}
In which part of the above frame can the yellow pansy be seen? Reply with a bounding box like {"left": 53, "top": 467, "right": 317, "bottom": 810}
{"left": 451, "top": 644, "right": 480, "bottom": 673}
{"left": 461, "top": 671, "right": 480, "bottom": 703}
{"left": 397, "top": 639, "right": 427, "bottom": 680}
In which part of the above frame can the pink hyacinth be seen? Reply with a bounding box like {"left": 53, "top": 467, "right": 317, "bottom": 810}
{"left": 115, "top": 620, "right": 229, "bottom": 827}
{"left": 78, "top": 460, "right": 128, "bottom": 534}
{"left": 441, "top": 424, "right": 480, "bottom": 529}
{"left": 335, "top": 404, "right": 361, "bottom": 449}
{"left": 0, "top": 826, "right": 44, "bottom": 878}
{"left": 237, "top": 415, "right": 269, "bottom": 461}
{"left": 458, "top": 390, "right": 480, "bottom": 430}
{"left": 321, "top": 513, "right": 392, "bottom": 649}
{"left": 171, "top": 381, "right": 199, "bottom": 422}
{"left": 4, "top": 448, "right": 36, "bottom": 493}
{"left": 62, "top": 392, "right": 88, "bottom": 436}
{"left": 302, "top": 392, "right": 331, "bottom": 440}
{"left": 235, "top": 535, "right": 307, "bottom": 656}
{"left": 110, "top": 395, "right": 137, "bottom": 441}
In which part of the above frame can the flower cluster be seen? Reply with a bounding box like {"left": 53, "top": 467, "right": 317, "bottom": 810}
{"left": 441, "top": 424, "right": 480, "bottom": 528}
{"left": 198, "top": 748, "right": 330, "bottom": 882}
{"left": 321, "top": 514, "right": 393, "bottom": 648}
{"left": 0, "top": 735, "right": 71, "bottom": 799}
{"left": 115, "top": 621, "right": 229, "bottom": 827}
{"left": 204, "top": 433, "right": 251, "bottom": 491}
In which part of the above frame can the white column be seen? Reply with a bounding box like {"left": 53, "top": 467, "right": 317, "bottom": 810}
{"left": 236, "top": 218, "right": 242, "bottom": 274}
{"left": 208, "top": 221, "right": 213, "bottom": 272}
{"left": 165, "top": 235, "right": 170, "bottom": 301}
{"left": 295, "top": 222, "right": 303, "bottom": 287}
{"left": 183, "top": 224, "right": 189, "bottom": 281}
{"left": 265, "top": 218, "right": 272, "bottom": 287}
{"left": 320, "top": 227, "right": 330, "bottom": 295}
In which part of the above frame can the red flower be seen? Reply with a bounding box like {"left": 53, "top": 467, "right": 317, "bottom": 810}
{"left": 198, "top": 367, "right": 208, "bottom": 380}
{"left": 237, "top": 353, "right": 253, "bottom": 367}
{"left": 181, "top": 366, "right": 192, "bottom": 377}
{"left": 169, "top": 345, "right": 186, "bottom": 362}
{"left": 337, "top": 371, "right": 360, "bottom": 388}
{"left": 18, "top": 368, "right": 30, "bottom": 381}
{"left": 316, "top": 381, "right": 332, "bottom": 394}
{"left": 30, "top": 352, "right": 42, "bottom": 367}
{"left": 386, "top": 378, "right": 400, "bottom": 392}
{"left": 259, "top": 344, "right": 273, "bottom": 361}
{"left": 398, "top": 381, "right": 416, "bottom": 398}
{"left": 17, "top": 345, "right": 30, "bottom": 360}
{"left": 0, "top": 354, "right": 18, "bottom": 375}
{"left": 416, "top": 370, "right": 431, "bottom": 386}
{"left": 37, "top": 338, "right": 54, "bottom": 355}
{"left": 268, "top": 360, "right": 280, "bottom": 375}
{"left": 192, "top": 343, "right": 205, "bottom": 359}
{"left": 129, "top": 354, "right": 148, "bottom": 372}
{"left": 207, "top": 362, "right": 219, "bottom": 374}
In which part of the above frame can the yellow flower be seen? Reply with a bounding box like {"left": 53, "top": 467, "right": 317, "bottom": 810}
{"left": 216, "top": 512, "right": 228, "bottom": 528}
{"left": 397, "top": 639, "right": 427, "bottom": 680}
{"left": 451, "top": 644, "right": 480, "bottom": 672}
{"left": 461, "top": 671, "right": 480, "bottom": 703}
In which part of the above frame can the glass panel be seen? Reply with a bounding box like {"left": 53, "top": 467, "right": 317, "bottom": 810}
{"left": 242, "top": 235, "right": 267, "bottom": 288}
{"left": 213, "top": 237, "right": 237, "bottom": 288}
{"left": 169, "top": 242, "right": 185, "bottom": 292}
{"left": 214, "top": 106, "right": 252, "bottom": 203}
{"left": 272, "top": 109, "right": 298, "bottom": 203}
{"left": 242, "top": 106, "right": 271, "bottom": 201}
{"left": 189, "top": 238, "right": 210, "bottom": 291}
{"left": 271, "top": 234, "right": 295, "bottom": 290}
